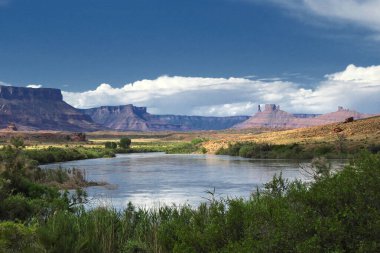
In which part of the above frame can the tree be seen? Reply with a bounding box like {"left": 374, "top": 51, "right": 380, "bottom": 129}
{"left": 104, "top": 142, "right": 117, "bottom": 149}
{"left": 119, "top": 137, "right": 131, "bottom": 149}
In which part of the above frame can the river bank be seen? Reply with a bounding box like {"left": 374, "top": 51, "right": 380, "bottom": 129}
{"left": 1, "top": 150, "right": 379, "bottom": 252}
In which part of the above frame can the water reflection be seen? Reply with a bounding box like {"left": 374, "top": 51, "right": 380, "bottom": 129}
{"left": 41, "top": 153, "right": 343, "bottom": 209}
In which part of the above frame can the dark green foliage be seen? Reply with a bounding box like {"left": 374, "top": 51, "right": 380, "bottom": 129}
{"left": 24, "top": 146, "right": 116, "bottom": 164}
{"left": 119, "top": 137, "right": 132, "bottom": 149}
{"left": 1, "top": 142, "right": 380, "bottom": 252}
{"left": 216, "top": 142, "right": 307, "bottom": 159}
{"left": 27, "top": 153, "right": 380, "bottom": 253}
{"left": 0, "top": 221, "right": 44, "bottom": 252}
{"left": 105, "top": 141, "right": 118, "bottom": 149}
{"left": 0, "top": 145, "right": 87, "bottom": 223}
{"left": 216, "top": 141, "right": 355, "bottom": 159}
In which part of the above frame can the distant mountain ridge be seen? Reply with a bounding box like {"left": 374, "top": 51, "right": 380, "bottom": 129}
{"left": 233, "top": 104, "right": 376, "bottom": 129}
{"left": 0, "top": 85, "right": 249, "bottom": 132}
{"left": 0, "top": 85, "right": 100, "bottom": 131}
{"left": 82, "top": 105, "right": 250, "bottom": 131}
{"left": 0, "top": 85, "right": 377, "bottom": 132}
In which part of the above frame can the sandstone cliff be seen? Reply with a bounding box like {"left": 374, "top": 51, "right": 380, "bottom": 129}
{"left": 82, "top": 105, "right": 249, "bottom": 131}
{"left": 234, "top": 104, "right": 376, "bottom": 130}
{"left": 0, "top": 85, "right": 100, "bottom": 131}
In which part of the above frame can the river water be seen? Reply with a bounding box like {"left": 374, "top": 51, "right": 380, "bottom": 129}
{"left": 41, "top": 153, "right": 341, "bottom": 209}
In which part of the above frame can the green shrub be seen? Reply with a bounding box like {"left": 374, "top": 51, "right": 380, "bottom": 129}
{"left": 105, "top": 142, "right": 118, "bottom": 149}
{"left": 1, "top": 195, "right": 32, "bottom": 221}
{"left": 217, "top": 142, "right": 346, "bottom": 159}
{"left": 24, "top": 147, "right": 115, "bottom": 164}
{"left": 119, "top": 137, "right": 132, "bottom": 149}
{"left": 1, "top": 143, "right": 380, "bottom": 253}
{"left": 0, "top": 221, "right": 44, "bottom": 253}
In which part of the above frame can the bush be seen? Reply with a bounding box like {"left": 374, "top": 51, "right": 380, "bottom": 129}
{"left": 216, "top": 141, "right": 357, "bottom": 159}
{"left": 1, "top": 142, "right": 380, "bottom": 252}
{"left": 105, "top": 142, "right": 118, "bottom": 149}
{"left": 119, "top": 137, "right": 132, "bottom": 149}
{"left": 24, "top": 147, "right": 115, "bottom": 164}
{"left": 0, "top": 221, "right": 44, "bottom": 253}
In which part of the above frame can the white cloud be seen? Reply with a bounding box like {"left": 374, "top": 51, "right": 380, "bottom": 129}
{"left": 0, "top": 81, "right": 11, "bottom": 86}
{"left": 26, "top": 84, "right": 43, "bottom": 89}
{"left": 191, "top": 102, "right": 257, "bottom": 117}
{"left": 249, "top": 0, "right": 380, "bottom": 33}
{"left": 62, "top": 64, "right": 380, "bottom": 116}
{"left": 326, "top": 64, "right": 380, "bottom": 83}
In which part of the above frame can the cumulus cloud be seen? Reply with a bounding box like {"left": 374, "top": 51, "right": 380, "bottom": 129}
{"left": 0, "top": 81, "right": 11, "bottom": 86}
{"left": 26, "top": 84, "right": 43, "bottom": 89}
{"left": 62, "top": 64, "right": 380, "bottom": 116}
{"left": 249, "top": 0, "right": 380, "bottom": 33}
{"left": 326, "top": 64, "right": 380, "bottom": 82}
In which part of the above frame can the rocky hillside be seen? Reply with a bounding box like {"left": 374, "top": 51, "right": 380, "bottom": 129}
{"left": 0, "top": 85, "right": 100, "bottom": 131}
{"left": 204, "top": 116, "right": 380, "bottom": 153}
{"left": 1, "top": 84, "right": 376, "bottom": 133}
{"left": 82, "top": 105, "right": 154, "bottom": 131}
{"left": 234, "top": 104, "right": 375, "bottom": 129}
{"left": 82, "top": 105, "right": 249, "bottom": 131}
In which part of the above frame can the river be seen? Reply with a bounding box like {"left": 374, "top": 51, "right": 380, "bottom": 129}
{"left": 41, "top": 153, "right": 343, "bottom": 209}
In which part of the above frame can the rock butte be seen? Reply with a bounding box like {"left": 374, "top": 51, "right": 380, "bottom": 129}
{"left": 233, "top": 104, "right": 376, "bottom": 129}
{"left": 0, "top": 85, "right": 248, "bottom": 131}
{"left": 0, "top": 85, "right": 99, "bottom": 131}
{"left": 82, "top": 105, "right": 249, "bottom": 131}
{"left": 0, "top": 85, "right": 377, "bottom": 132}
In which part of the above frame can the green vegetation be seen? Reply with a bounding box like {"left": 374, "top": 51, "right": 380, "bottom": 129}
{"left": 10, "top": 136, "right": 25, "bottom": 149}
{"left": 24, "top": 146, "right": 116, "bottom": 164}
{"left": 0, "top": 145, "right": 87, "bottom": 223}
{"left": 216, "top": 140, "right": 370, "bottom": 159}
{"left": 1, "top": 138, "right": 380, "bottom": 252}
{"left": 0, "top": 137, "right": 137, "bottom": 165}
{"left": 132, "top": 138, "right": 208, "bottom": 154}
{"left": 119, "top": 137, "right": 132, "bottom": 149}
{"left": 104, "top": 141, "right": 118, "bottom": 149}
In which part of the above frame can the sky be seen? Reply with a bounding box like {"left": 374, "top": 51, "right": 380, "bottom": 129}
{"left": 0, "top": 0, "right": 380, "bottom": 115}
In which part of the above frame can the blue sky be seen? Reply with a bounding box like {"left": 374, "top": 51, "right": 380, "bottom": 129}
{"left": 1, "top": 0, "right": 380, "bottom": 115}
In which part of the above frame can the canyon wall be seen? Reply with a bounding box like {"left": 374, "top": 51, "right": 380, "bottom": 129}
{"left": 0, "top": 85, "right": 100, "bottom": 131}
{"left": 82, "top": 105, "right": 250, "bottom": 131}
{"left": 233, "top": 104, "right": 376, "bottom": 129}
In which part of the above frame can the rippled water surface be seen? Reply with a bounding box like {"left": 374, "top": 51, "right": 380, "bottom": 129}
{"left": 42, "top": 153, "right": 335, "bottom": 209}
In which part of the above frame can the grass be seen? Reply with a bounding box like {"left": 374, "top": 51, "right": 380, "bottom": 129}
{"left": 203, "top": 116, "right": 380, "bottom": 154}
{"left": 1, "top": 152, "right": 380, "bottom": 252}
{"left": 132, "top": 138, "right": 208, "bottom": 154}
{"left": 215, "top": 136, "right": 380, "bottom": 160}
{"left": 38, "top": 167, "right": 107, "bottom": 189}
{"left": 24, "top": 146, "right": 117, "bottom": 164}
{"left": 216, "top": 142, "right": 352, "bottom": 159}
